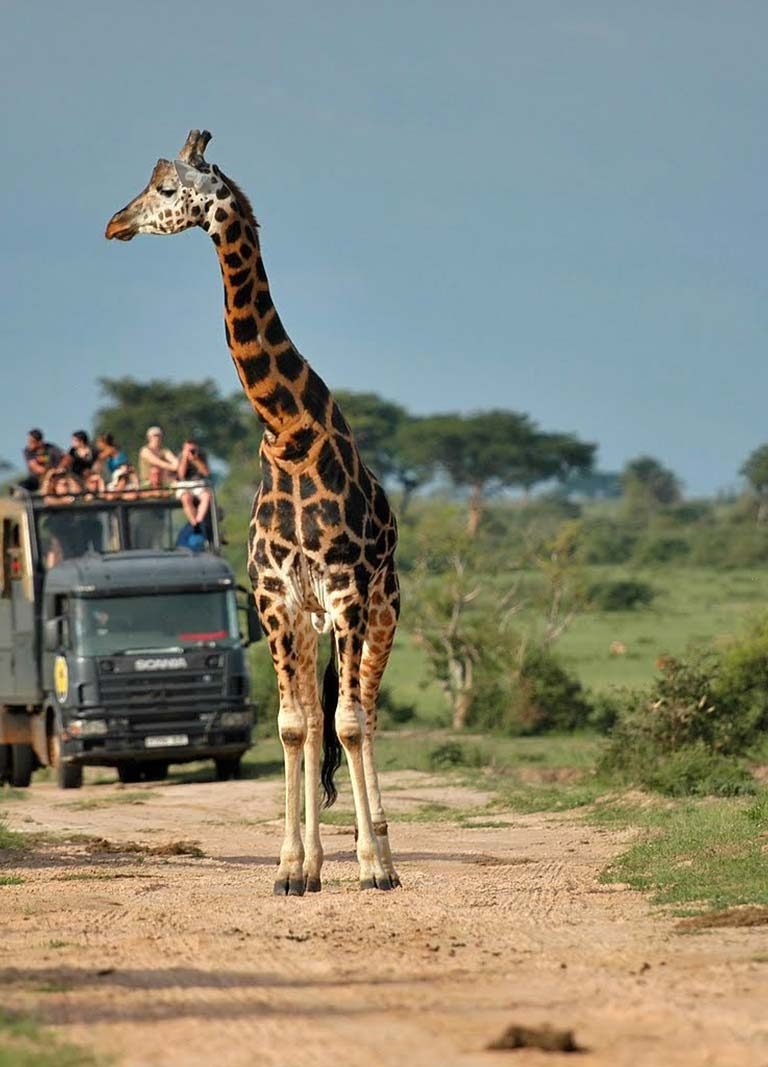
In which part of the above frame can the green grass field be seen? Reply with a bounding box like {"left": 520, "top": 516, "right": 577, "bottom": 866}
{"left": 382, "top": 564, "right": 768, "bottom": 721}
{"left": 557, "top": 565, "right": 768, "bottom": 693}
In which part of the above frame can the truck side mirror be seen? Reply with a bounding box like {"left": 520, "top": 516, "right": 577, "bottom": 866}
{"left": 246, "top": 603, "right": 262, "bottom": 645}
{"left": 43, "top": 617, "right": 62, "bottom": 652}
{"left": 236, "top": 586, "right": 262, "bottom": 646}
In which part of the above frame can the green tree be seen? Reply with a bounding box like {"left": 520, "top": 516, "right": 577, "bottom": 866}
{"left": 621, "top": 455, "right": 682, "bottom": 514}
{"left": 95, "top": 377, "right": 247, "bottom": 461}
{"left": 412, "top": 411, "right": 593, "bottom": 536}
{"left": 740, "top": 444, "right": 768, "bottom": 523}
{"left": 517, "top": 431, "right": 596, "bottom": 496}
{"left": 422, "top": 411, "right": 538, "bottom": 534}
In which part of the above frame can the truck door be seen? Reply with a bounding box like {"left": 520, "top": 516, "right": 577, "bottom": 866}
{"left": 0, "top": 516, "right": 39, "bottom": 702}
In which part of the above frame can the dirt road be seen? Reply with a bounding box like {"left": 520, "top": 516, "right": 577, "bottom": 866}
{"left": 1, "top": 769, "right": 767, "bottom": 1066}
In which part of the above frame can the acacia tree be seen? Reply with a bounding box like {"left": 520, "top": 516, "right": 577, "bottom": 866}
{"left": 741, "top": 444, "right": 768, "bottom": 524}
{"left": 414, "top": 412, "right": 594, "bottom": 536}
{"left": 517, "top": 431, "right": 596, "bottom": 497}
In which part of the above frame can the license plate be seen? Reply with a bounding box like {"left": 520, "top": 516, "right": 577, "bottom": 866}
{"left": 145, "top": 734, "right": 188, "bottom": 749}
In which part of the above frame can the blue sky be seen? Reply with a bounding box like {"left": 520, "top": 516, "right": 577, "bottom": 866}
{"left": 1, "top": 1, "right": 765, "bottom": 494}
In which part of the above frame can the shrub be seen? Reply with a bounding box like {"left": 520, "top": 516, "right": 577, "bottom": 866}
{"left": 643, "top": 745, "right": 755, "bottom": 797}
{"left": 427, "top": 741, "right": 486, "bottom": 770}
{"left": 578, "top": 519, "right": 638, "bottom": 564}
{"left": 469, "top": 644, "right": 592, "bottom": 735}
{"left": 588, "top": 691, "right": 623, "bottom": 733}
{"left": 587, "top": 579, "right": 655, "bottom": 612}
{"left": 599, "top": 629, "right": 768, "bottom": 794}
{"left": 633, "top": 535, "right": 690, "bottom": 564}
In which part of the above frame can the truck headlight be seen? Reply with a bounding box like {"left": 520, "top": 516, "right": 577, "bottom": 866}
{"left": 220, "top": 711, "right": 251, "bottom": 728}
{"left": 68, "top": 719, "right": 108, "bottom": 738}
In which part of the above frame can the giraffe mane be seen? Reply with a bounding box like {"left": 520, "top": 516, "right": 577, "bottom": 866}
{"left": 218, "top": 169, "right": 260, "bottom": 232}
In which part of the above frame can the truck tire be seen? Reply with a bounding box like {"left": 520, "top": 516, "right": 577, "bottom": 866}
{"left": 141, "top": 762, "right": 169, "bottom": 782}
{"left": 57, "top": 762, "right": 83, "bottom": 790}
{"left": 117, "top": 763, "right": 142, "bottom": 784}
{"left": 214, "top": 756, "right": 242, "bottom": 781}
{"left": 10, "top": 744, "right": 34, "bottom": 788}
{"left": 0, "top": 744, "right": 11, "bottom": 786}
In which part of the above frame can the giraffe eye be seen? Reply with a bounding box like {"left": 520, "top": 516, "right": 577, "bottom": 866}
{"left": 157, "top": 185, "right": 176, "bottom": 198}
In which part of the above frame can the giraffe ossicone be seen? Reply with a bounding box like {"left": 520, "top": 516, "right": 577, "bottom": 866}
{"left": 106, "top": 129, "right": 401, "bottom": 895}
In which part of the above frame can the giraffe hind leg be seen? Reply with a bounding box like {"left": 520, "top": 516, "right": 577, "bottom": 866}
{"left": 331, "top": 601, "right": 393, "bottom": 891}
{"left": 295, "top": 613, "right": 324, "bottom": 893}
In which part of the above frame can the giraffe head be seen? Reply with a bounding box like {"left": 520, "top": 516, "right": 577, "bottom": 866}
{"left": 105, "top": 129, "right": 225, "bottom": 241}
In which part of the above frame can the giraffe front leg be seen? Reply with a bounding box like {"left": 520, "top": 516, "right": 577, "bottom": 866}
{"left": 360, "top": 572, "right": 401, "bottom": 887}
{"left": 333, "top": 610, "right": 394, "bottom": 892}
{"left": 261, "top": 599, "right": 307, "bottom": 897}
{"left": 296, "top": 615, "right": 323, "bottom": 892}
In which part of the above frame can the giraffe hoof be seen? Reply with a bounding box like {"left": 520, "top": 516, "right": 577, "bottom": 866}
{"left": 305, "top": 876, "right": 322, "bottom": 893}
{"left": 273, "top": 877, "right": 306, "bottom": 897}
{"left": 360, "top": 875, "right": 396, "bottom": 892}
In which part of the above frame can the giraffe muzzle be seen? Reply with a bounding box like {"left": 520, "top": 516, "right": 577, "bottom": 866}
{"left": 105, "top": 212, "right": 137, "bottom": 241}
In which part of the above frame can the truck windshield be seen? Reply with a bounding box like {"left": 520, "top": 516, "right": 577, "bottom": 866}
{"left": 37, "top": 508, "right": 119, "bottom": 569}
{"left": 72, "top": 592, "right": 240, "bottom": 655}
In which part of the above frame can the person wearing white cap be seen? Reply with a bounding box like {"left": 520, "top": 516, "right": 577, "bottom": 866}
{"left": 138, "top": 426, "right": 178, "bottom": 488}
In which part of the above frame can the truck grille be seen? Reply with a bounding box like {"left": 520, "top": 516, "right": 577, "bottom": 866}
{"left": 99, "top": 669, "right": 224, "bottom": 706}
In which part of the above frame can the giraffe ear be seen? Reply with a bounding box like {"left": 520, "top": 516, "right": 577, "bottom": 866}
{"left": 178, "top": 129, "right": 212, "bottom": 167}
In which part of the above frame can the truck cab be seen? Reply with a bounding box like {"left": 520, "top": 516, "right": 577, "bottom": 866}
{"left": 0, "top": 487, "right": 259, "bottom": 788}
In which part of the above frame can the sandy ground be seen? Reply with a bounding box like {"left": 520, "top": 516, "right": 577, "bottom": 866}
{"left": 1, "top": 768, "right": 768, "bottom": 1067}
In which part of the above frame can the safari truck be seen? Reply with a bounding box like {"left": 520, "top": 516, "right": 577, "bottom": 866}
{"left": 0, "top": 487, "right": 260, "bottom": 789}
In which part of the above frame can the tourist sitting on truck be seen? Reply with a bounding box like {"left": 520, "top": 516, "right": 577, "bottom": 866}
{"left": 20, "top": 429, "right": 64, "bottom": 492}
{"left": 64, "top": 430, "right": 96, "bottom": 479}
{"left": 139, "top": 426, "right": 178, "bottom": 488}
{"left": 41, "top": 469, "right": 81, "bottom": 505}
{"left": 82, "top": 470, "right": 106, "bottom": 498}
{"left": 175, "top": 438, "right": 213, "bottom": 529}
{"left": 95, "top": 432, "right": 129, "bottom": 480}
{"left": 107, "top": 464, "right": 140, "bottom": 498}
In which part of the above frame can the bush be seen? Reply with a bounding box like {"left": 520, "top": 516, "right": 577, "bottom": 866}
{"left": 578, "top": 519, "right": 638, "bottom": 564}
{"left": 599, "top": 627, "right": 768, "bottom": 794}
{"left": 633, "top": 535, "right": 690, "bottom": 564}
{"left": 427, "top": 741, "right": 486, "bottom": 770}
{"left": 602, "top": 741, "right": 755, "bottom": 797}
{"left": 689, "top": 526, "right": 768, "bottom": 567}
{"left": 469, "top": 644, "right": 592, "bottom": 735}
{"left": 587, "top": 579, "right": 655, "bottom": 612}
{"left": 644, "top": 746, "right": 755, "bottom": 797}
{"left": 588, "top": 691, "right": 623, "bottom": 733}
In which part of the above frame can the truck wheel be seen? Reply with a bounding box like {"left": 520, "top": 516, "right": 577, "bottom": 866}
{"left": 214, "top": 756, "right": 242, "bottom": 781}
{"left": 117, "top": 763, "right": 142, "bottom": 784}
{"left": 57, "top": 762, "right": 83, "bottom": 790}
{"left": 0, "top": 744, "right": 11, "bottom": 786}
{"left": 141, "top": 762, "right": 168, "bottom": 782}
{"left": 10, "top": 744, "right": 34, "bottom": 788}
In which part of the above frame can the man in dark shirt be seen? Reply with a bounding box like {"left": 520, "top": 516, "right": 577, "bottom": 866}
{"left": 20, "top": 429, "right": 64, "bottom": 492}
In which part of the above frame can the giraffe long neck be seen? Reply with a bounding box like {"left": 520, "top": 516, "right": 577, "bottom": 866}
{"left": 207, "top": 200, "right": 333, "bottom": 443}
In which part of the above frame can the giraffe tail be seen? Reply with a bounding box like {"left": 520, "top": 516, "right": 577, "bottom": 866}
{"left": 320, "top": 638, "right": 342, "bottom": 809}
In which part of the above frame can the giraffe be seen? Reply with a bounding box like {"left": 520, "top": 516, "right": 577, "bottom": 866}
{"left": 105, "top": 130, "right": 400, "bottom": 894}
